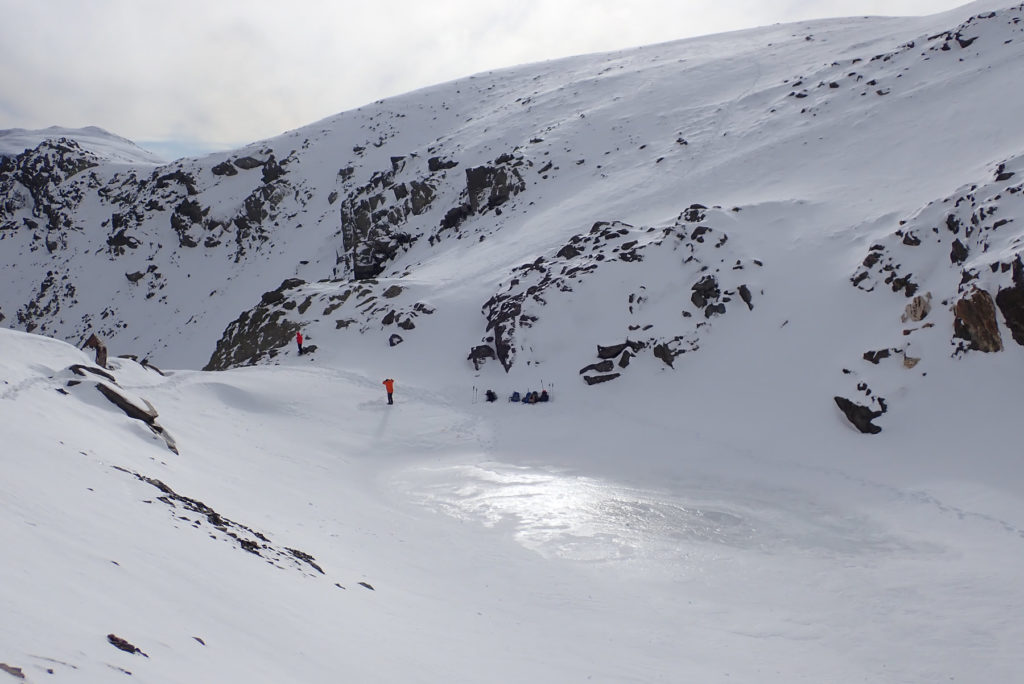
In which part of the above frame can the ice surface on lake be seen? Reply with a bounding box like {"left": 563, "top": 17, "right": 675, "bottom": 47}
{"left": 398, "top": 462, "right": 914, "bottom": 568}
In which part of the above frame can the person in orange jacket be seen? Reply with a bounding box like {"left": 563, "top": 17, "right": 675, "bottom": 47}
{"left": 296, "top": 331, "right": 304, "bottom": 355}
{"left": 383, "top": 378, "right": 395, "bottom": 404}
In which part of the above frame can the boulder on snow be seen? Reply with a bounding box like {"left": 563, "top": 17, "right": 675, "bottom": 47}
{"left": 107, "top": 634, "right": 147, "bottom": 657}
{"left": 0, "top": 663, "right": 25, "bottom": 679}
{"left": 690, "top": 275, "right": 720, "bottom": 308}
{"left": 579, "top": 360, "right": 614, "bottom": 374}
{"left": 211, "top": 160, "right": 237, "bottom": 176}
{"left": 468, "top": 344, "right": 496, "bottom": 370}
{"left": 583, "top": 373, "right": 620, "bottom": 385}
{"left": 834, "top": 396, "right": 884, "bottom": 434}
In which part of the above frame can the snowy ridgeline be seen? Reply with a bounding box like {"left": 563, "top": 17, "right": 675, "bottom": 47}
{"left": 0, "top": 3, "right": 1023, "bottom": 388}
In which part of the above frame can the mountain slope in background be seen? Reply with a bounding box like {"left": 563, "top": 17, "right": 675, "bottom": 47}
{"left": 1, "top": 3, "right": 1022, "bottom": 380}
{"left": 0, "top": 126, "right": 165, "bottom": 164}
{"left": 2, "top": 3, "right": 1024, "bottom": 682}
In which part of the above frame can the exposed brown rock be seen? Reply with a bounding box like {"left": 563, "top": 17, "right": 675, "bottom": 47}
{"left": 83, "top": 333, "right": 108, "bottom": 369}
{"left": 953, "top": 288, "right": 1003, "bottom": 352}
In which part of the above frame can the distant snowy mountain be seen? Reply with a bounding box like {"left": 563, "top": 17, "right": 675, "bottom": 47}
{"left": 0, "top": 125, "right": 165, "bottom": 164}
{"left": 3, "top": 4, "right": 1024, "bottom": 683}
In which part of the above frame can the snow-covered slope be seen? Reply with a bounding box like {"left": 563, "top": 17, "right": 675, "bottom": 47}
{"left": 2, "top": 315, "right": 1023, "bottom": 682}
{"left": 2, "top": 4, "right": 1024, "bottom": 682}
{"left": 2, "top": 2, "right": 1023, "bottom": 378}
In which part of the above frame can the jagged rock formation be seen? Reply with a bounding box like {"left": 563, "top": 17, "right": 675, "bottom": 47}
{"left": 851, "top": 155, "right": 1024, "bottom": 357}
{"left": 339, "top": 151, "right": 527, "bottom": 279}
{"left": 842, "top": 153, "right": 1024, "bottom": 430}
{"left": 206, "top": 277, "right": 437, "bottom": 370}
{"left": 470, "top": 205, "right": 762, "bottom": 378}
{"left": 64, "top": 362, "right": 178, "bottom": 453}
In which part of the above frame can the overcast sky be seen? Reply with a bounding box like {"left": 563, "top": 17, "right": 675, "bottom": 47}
{"left": 1, "top": 0, "right": 969, "bottom": 159}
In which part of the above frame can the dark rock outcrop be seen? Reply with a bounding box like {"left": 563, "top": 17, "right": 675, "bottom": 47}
{"left": 580, "top": 360, "right": 615, "bottom": 374}
{"left": 863, "top": 349, "right": 892, "bottom": 364}
{"left": 996, "top": 257, "right": 1024, "bottom": 346}
{"left": 468, "top": 344, "right": 496, "bottom": 370}
{"left": 113, "top": 465, "right": 325, "bottom": 576}
{"left": 834, "top": 396, "right": 884, "bottom": 434}
{"left": 583, "top": 373, "right": 621, "bottom": 385}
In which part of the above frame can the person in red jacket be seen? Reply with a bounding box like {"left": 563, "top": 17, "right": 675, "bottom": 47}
{"left": 382, "top": 378, "right": 394, "bottom": 404}
{"left": 296, "top": 331, "right": 304, "bottom": 355}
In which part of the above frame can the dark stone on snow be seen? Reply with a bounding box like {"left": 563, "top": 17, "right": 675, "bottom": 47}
{"left": 583, "top": 373, "right": 621, "bottom": 385}
{"left": 691, "top": 275, "right": 720, "bottom": 308}
{"left": 0, "top": 663, "right": 25, "bottom": 679}
{"left": 211, "top": 161, "right": 237, "bottom": 176}
{"left": 580, "top": 360, "right": 614, "bottom": 374}
{"left": 834, "top": 396, "right": 883, "bottom": 434}
{"left": 358, "top": 581, "right": 375, "bottom": 590}
{"left": 261, "top": 290, "right": 285, "bottom": 305}
{"left": 465, "top": 163, "right": 525, "bottom": 211}
{"left": 388, "top": 334, "right": 403, "bottom": 347}
{"left": 597, "top": 341, "right": 643, "bottom": 359}
{"left": 261, "top": 155, "right": 285, "bottom": 184}
{"left": 652, "top": 343, "right": 680, "bottom": 368}
{"left": 468, "top": 344, "right": 496, "bottom": 370}
{"left": 441, "top": 204, "right": 472, "bottom": 231}
{"left": 950, "top": 238, "right": 969, "bottom": 264}
{"left": 108, "top": 634, "right": 148, "bottom": 657}
{"left": 428, "top": 156, "right": 458, "bottom": 172}
{"left": 863, "top": 349, "right": 891, "bottom": 364}
{"left": 261, "top": 278, "right": 305, "bottom": 305}
{"left": 107, "top": 229, "right": 139, "bottom": 251}
{"left": 683, "top": 204, "right": 707, "bottom": 222}
{"left": 556, "top": 244, "right": 582, "bottom": 259}
{"left": 233, "top": 156, "right": 265, "bottom": 170}
{"left": 704, "top": 303, "right": 726, "bottom": 318}
{"left": 738, "top": 284, "right": 754, "bottom": 310}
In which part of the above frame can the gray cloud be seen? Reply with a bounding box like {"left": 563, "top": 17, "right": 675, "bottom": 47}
{"left": 0, "top": 0, "right": 967, "bottom": 157}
